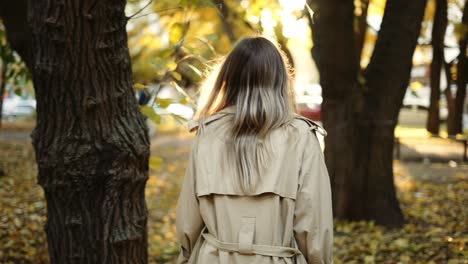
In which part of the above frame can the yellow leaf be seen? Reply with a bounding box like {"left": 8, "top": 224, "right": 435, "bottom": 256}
{"left": 149, "top": 156, "right": 163, "bottom": 170}
{"left": 165, "top": 61, "right": 177, "bottom": 71}
{"left": 171, "top": 71, "right": 182, "bottom": 81}
{"left": 169, "top": 23, "right": 184, "bottom": 45}
{"left": 133, "top": 83, "right": 146, "bottom": 90}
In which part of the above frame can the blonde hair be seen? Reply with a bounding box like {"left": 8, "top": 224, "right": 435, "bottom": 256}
{"left": 197, "top": 36, "right": 296, "bottom": 193}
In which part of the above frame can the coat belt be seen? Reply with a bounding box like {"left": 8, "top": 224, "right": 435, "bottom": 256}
{"left": 201, "top": 232, "right": 302, "bottom": 258}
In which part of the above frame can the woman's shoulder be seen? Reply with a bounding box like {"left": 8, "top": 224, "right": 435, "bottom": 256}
{"left": 187, "top": 112, "right": 233, "bottom": 133}
{"left": 290, "top": 114, "right": 327, "bottom": 137}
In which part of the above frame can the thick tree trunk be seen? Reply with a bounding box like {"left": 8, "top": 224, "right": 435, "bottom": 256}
{"left": 361, "top": 0, "right": 427, "bottom": 227}
{"left": 22, "top": 0, "right": 150, "bottom": 263}
{"left": 311, "top": 0, "right": 427, "bottom": 227}
{"left": 309, "top": 0, "right": 362, "bottom": 221}
{"left": 427, "top": 0, "right": 448, "bottom": 135}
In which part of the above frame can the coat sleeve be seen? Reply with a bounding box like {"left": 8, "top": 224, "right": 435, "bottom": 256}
{"left": 293, "top": 129, "right": 333, "bottom": 264}
{"left": 176, "top": 135, "right": 205, "bottom": 264}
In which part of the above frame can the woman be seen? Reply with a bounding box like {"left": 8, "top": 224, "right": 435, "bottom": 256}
{"left": 176, "top": 36, "right": 333, "bottom": 264}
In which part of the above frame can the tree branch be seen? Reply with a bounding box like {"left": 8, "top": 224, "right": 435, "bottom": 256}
{"left": 126, "top": 0, "right": 154, "bottom": 20}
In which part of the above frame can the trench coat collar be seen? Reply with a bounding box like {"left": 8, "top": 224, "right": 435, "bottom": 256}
{"left": 217, "top": 105, "right": 236, "bottom": 115}
{"left": 187, "top": 105, "right": 236, "bottom": 132}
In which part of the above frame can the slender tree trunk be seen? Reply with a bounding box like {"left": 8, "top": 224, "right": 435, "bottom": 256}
{"left": 2, "top": 0, "right": 151, "bottom": 262}
{"left": 0, "top": 0, "right": 32, "bottom": 68}
{"left": 427, "top": 0, "right": 448, "bottom": 135}
{"left": 0, "top": 66, "right": 6, "bottom": 128}
{"left": 311, "top": 0, "right": 427, "bottom": 227}
{"left": 0, "top": 0, "right": 32, "bottom": 129}
{"left": 451, "top": 2, "right": 468, "bottom": 135}
{"left": 444, "top": 61, "right": 457, "bottom": 135}
{"left": 309, "top": 0, "right": 362, "bottom": 221}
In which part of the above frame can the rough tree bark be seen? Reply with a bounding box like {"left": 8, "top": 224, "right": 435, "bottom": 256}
{"left": 360, "top": 0, "right": 427, "bottom": 227}
{"left": 2, "top": 0, "right": 151, "bottom": 262}
{"left": 311, "top": 0, "right": 427, "bottom": 227}
{"left": 308, "top": 0, "right": 362, "bottom": 221}
{"left": 427, "top": 0, "right": 448, "bottom": 135}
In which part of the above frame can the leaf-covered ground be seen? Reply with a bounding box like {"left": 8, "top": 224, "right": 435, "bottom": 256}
{"left": 0, "top": 128, "right": 467, "bottom": 263}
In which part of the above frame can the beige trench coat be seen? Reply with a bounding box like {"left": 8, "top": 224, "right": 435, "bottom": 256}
{"left": 176, "top": 105, "right": 333, "bottom": 264}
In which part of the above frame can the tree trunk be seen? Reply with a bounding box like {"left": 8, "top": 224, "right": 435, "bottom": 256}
{"left": 444, "top": 61, "right": 457, "bottom": 135}
{"left": 0, "top": 66, "right": 6, "bottom": 128}
{"left": 0, "top": 0, "right": 33, "bottom": 68}
{"left": 311, "top": 0, "right": 427, "bottom": 227}
{"left": 309, "top": 0, "right": 362, "bottom": 221}
{"left": 3, "top": 0, "right": 151, "bottom": 262}
{"left": 0, "top": 0, "right": 32, "bottom": 129}
{"left": 427, "top": 0, "right": 448, "bottom": 135}
{"left": 450, "top": 2, "right": 468, "bottom": 135}
{"left": 361, "top": 0, "right": 427, "bottom": 227}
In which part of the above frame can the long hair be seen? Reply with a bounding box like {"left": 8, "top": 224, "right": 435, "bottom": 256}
{"left": 197, "top": 36, "right": 296, "bottom": 193}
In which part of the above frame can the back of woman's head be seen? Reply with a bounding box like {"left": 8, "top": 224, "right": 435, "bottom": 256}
{"left": 198, "top": 36, "right": 296, "bottom": 193}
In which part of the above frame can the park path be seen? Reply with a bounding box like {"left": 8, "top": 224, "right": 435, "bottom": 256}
{"left": 0, "top": 130, "right": 31, "bottom": 141}
{"left": 1, "top": 120, "right": 466, "bottom": 185}
{"left": 2, "top": 126, "right": 465, "bottom": 161}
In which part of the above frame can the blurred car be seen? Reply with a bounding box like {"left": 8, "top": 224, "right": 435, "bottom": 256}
{"left": 2, "top": 96, "right": 36, "bottom": 119}
{"left": 402, "top": 85, "right": 448, "bottom": 120}
{"left": 403, "top": 85, "right": 430, "bottom": 109}
{"left": 296, "top": 84, "right": 322, "bottom": 121}
{"left": 297, "top": 100, "right": 321, "bottom": 121}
